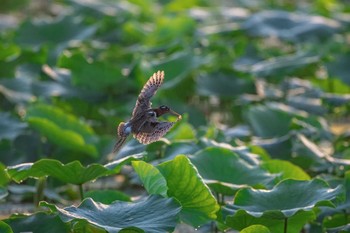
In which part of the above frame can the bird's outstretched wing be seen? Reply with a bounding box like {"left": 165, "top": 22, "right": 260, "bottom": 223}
{"left": 132, "top": 71, "right": 164, "bottom": 118}
{"left": 133, "top": 121, "right": 174, "bottom": 144}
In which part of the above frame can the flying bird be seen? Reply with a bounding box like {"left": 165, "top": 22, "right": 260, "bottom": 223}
{"left": 113, "top": 70, "right": 182, "bottom": 153}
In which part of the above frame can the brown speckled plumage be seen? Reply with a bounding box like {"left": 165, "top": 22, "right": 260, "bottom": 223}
{"left": 113, "top": 71, "right": 181, "bottom": 153}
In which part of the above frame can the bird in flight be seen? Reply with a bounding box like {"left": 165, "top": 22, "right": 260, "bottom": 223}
{"left": 113, "top": 70, "right": 182, "bottom": 153}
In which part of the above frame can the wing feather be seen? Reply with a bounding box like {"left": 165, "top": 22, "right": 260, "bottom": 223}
{"left": 133, "top": 121, "right": 174, "bottom": 144}
{"left": 132, "top": 71, "right": 164, "bottom": 117}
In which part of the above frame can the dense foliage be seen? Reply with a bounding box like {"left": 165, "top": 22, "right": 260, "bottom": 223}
{"left": 1, "top": 0, "right": 350, "bottom": 232}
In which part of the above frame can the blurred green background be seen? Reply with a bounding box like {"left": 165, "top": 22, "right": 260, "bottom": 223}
{"left": 1, "top": 0, "right": 348, "bottom": 165}
{"left": 0, "top": 0, "right": 350, "bottom": 165}
{"left": 1, "top": 0, "right": 350, "bottom": 231}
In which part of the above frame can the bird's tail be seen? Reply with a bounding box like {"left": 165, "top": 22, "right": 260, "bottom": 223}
{"left": 113, "top": 122, "right": 128, "bottom": 153}
{"left": 113, "top": 136, "right": 127, "bottom": 153}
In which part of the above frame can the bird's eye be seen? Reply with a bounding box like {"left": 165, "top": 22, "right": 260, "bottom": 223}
{"left": 160, "top": 105, "right": 168, "bottom": 110}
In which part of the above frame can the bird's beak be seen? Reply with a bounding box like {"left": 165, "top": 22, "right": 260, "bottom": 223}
{"left": 169, "top": 109, "right": 182, "bottom": 120}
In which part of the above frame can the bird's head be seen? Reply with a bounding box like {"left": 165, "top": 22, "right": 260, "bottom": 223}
{"left": 154, "top": 105, "right": 182, "bottom": 119}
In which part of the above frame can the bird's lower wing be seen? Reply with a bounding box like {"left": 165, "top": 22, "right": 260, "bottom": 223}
{"left": 133, "top": 121, "right": 174, "bottom": 144}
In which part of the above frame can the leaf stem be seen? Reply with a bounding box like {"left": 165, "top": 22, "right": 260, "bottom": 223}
{"left": 34, "top": 177, "right": 46, "bottom": 207}
{"left": 284, "top": 217, "right": 288, "bottom": 233}
{"left": 79, "top": 184, "right": 84, "bottom": 201}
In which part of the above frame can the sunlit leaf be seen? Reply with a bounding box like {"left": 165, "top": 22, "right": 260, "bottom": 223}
{"left": 7, "top": 156, "right": 139, "bottom": 184}
{"left": 0, "top": 221, "right": 13, "bottom": 233}
{"left": 132, "top": 161, "right": 168, "bottom": 196}
{"left": 157, "top": 155, "right": 220, "bottom": 226}
{"left": 241, "top": 224, "right": 271, "bottom": 233}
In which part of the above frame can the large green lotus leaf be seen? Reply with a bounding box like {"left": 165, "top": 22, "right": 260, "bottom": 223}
{"left": 241, "top": 224, "right": 271, "bottom": 233}
{"left": 326, "top": 224, "right": 350, "bottom": 233}
{"left": 255, "top": 134, "right": 329, "bottom": 171}
{"left": 287, "top": 96, "right": 326, "bottom": 116}
{"left": 243, "top": 10, "right": 340, "bottom": 42}
{"left": 157, "top": 155, "right": 220, "bottom": 227}
{"left": 84, "top": 190, "right": 131, "bottom": 204}
{"left": 245, "top": 102, "right": 328, "bottom": 138}
{"left": 15, "top": 15, "right": 97, "bottom": 64}
{"left": 69, "top": 218, "right": 112, "bottom": 233}
{"left": 0, "top": 77, "right": 33, "bottom": 103}
{"left": 3, "top": 212, "right": 69, "bottom": 233}
{"left": 254, "top": 134, "right": 293, "bottom": 160}
{"left": 336, "top": 171, "right": 350, "bottom": 211}
{"left": 132, "top": 161, "right": 168, "bottom": 197}
{"left": 196, "top": 72, "right": 254, "bottom": 97}
{"left": 290, "top": 134, "right": 328, "bottom": 170}
{"left": 7, "top": 159, "right": 106, "bottom": 184}
{"left": 58, "top": 52, "right": 124, "bottom": 91}
{"left": 240, "top": 52, "right": 319, "bottom": 77}
{"left": 26, "top": 104, "right": 98, "bottom": 157}
{"left": 40, "top": 65, "right": 103, "bottom": 100}
{"left": 6, "top": 163, "right": 33, "bottom": 183}
{"left": 0, "top": 66, "right": 94, "bottom": 104}
{"left": 326, "top": 53, "right": 350, "bottom": 86}
{"left": 261, "top": 159, "right": 310, "bottom": 183}
{"left": 7, "top": 156, "right": 138, "bottom": 184}
{"left": 0, "top": 221, "right": 13, "bottom": 233}
{"left": 205, "top": 180, "right": 247, "bottom": 196}
{"left": 225, "top": 179, "right": 343, "bottom": 218}
{"left": 32, "top": 160, "right": 108, "bottom": 185}
{"left": 41, "top": 195, "right": 181, "bottom": 233}
{"left": 189, "top": 147, "right": 276, "bottom": 188}
{"left": 323, "top": 212, "right": 350, "bottom": 230}
{"left": 26, "top": 104, "right": 95, "bottom": 140}
{"left": 225, "top": 209, "right": 315, "bottom": 233}
{"left": 27, "top": 117, "right": 98, "bottom": 157}
{"left": 0, "top": 44, "right": 47, "bottom": 78}
{"left": 15, "top": 15, "right": 97, "bottom": 46}
{"left": 0, "top": 113, "right": 27, "bottom": 140}
{"left": 246, "top": 103, "right": 296, "bottom": 138}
